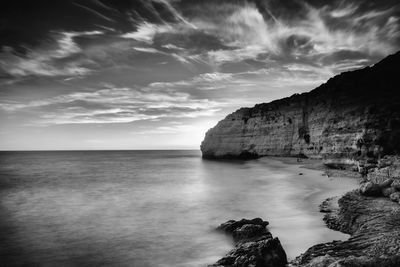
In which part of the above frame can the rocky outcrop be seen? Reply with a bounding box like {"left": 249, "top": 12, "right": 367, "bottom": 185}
{"left": 366, "top": 155, "right": 400, "bottom": 183}
{"left": 292, "top": 191, "right": 400, "bottom": 267}
{"left": 354, "top": 155, "right": 400, "bottom": 204}
{"left": 201, "top": 52, "right": 400, "bottom": 162}
{"left": 210, "top": 218, "right": 287, "bottom": 267}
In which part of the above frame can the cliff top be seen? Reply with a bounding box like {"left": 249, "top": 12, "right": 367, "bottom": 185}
{"left": 232, "top": 51, "right": 400, "bottom": 117}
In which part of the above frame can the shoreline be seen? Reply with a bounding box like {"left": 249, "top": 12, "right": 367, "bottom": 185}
{"left": 268, "top": 156, "right": 362, "bottom": 179}
{"left": 209, "top": 156, "right": 400, "bottom": 266}
{"left": 272, "top": 156, "right": 400, "bottom": 266}
{"left": 209, "top": 156, "right": 361, "bottom": 266}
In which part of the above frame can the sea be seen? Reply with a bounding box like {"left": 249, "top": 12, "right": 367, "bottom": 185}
{"left": 0, "top": 150, "right": 358, "bottom": 266}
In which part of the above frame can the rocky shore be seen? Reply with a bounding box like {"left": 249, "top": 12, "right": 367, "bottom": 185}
{"left": 204, "top": 51, "right": 400, "bottom": 266}
{"left": 210, "top": 156, "right": 400, "bottom": 267}
{"left": 293, "top": 190, "right": 400, "bottom": 266}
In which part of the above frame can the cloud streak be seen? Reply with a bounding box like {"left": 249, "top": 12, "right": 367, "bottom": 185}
{"left": 0, "top": 84, "right": 222, "bottom": 124}
{"left": 0, "top": 0, "right": 399, "bottom": 149}
{"left": 0, "top": 31, "right": 102, "bottom": 78}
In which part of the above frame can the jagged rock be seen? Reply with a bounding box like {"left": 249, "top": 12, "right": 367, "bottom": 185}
{"left": 217, "top": 218, "right": 269, "bottom": 234}
{"left": 293, "top": 191, "right": 400, "bottom": 266}
{"left": 302, "top": 255, "right": 336, "bottom": 267}
{"left": 232, "top": 224, "right": 271, "bottom": 243}
{"left": 379, "top": 178, "right": 394, "bottom": 188}
{"left": 210, "top": 218, "right": 287, "bottom": 267}
{"left": 367, "top": 156, "right": 400, "bottom": 183}
{"left": 359, "top": 182, "right": 381, "bottom": 196}
{"left": 389, "top": 192, "right": 400, "bottom": 203}
{"left": 201, "top": 52, "right": 400, "bottom": 162}
{"left": 303, "top": 255, "right": 400, "bottom": 267}
{"left": 391, "top": 179, "right": 400, "bottom": 190}
{"left": 319, "top": 197, "right": 338, "bottom": 213}
{"left": 382, "top": 187, "right": 397, "bottom": 197}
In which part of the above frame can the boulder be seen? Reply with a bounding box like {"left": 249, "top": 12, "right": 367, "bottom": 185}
{"left": 211, "top": 218, "right": 287, "bottom": 267}
{"left": 379, "top": 178, "right": 394, "bottom": 188}
{"left": 232, "top": 224, "right": 271, "bottom": 243}
{"left": 359, "top": 182, "right": 381, "bottom": 196}
{"left": 391, "top": 179, "right": 400, "bottom": 191}
{"left": 217, "top": 218, "right": 268, "bottom": 234}
{"left": 389, "top": 192, "right": 400, "bottom": 203}
{"left": 382, "top": 187, "right": 397, "bottom": 197}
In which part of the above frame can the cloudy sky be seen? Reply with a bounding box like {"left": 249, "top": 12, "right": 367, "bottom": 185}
{"left": 0, "top": 0, "right": 399, "bottom": 150}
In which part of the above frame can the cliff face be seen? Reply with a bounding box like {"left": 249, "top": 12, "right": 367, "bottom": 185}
{"left": 201, "top": 52, "right": 400, "bottom": 162}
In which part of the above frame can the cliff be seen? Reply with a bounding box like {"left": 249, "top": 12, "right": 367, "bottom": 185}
{"left": 201, "top": 52, "right": 400, "bottom": 163}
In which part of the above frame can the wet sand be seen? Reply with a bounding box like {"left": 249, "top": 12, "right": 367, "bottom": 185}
{"left": 257, "top": 157, "right": 360, "bottom": 258}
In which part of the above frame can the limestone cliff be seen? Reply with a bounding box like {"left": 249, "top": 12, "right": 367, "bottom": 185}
{"left": 201, "top": 52, "right": 400, "bottom": 162}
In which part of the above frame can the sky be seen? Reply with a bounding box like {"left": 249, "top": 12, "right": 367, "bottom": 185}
{"left": 0, "top": 0, "right": 399, "bottom": 150}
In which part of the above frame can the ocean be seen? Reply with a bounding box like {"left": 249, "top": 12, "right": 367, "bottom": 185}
{"left": 0, "top": 150, "right": 358, "bottom": 266}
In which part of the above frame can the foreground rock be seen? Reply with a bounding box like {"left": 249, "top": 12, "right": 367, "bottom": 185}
{"left": 210, "top": 218, "right": 287, "bottom": 267}
{"left": 292, "top": 191, "right": 400, "bottom": 266}
{"left": 201, "top": 51, "right": 400, "bottom": 162}
{"left": 356, "top": 156, "right": 400, "bottom": 204}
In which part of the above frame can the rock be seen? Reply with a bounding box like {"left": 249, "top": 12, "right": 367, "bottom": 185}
{"left": 359, "top": 182, "right": 381, "bottom": 196}
{"left": 293, "top": 191, "right": 400, "bottom": 266}
{"left": 210, "top": 237, "right": 287, "bottom": 267}
{"left": 365, "top": 157, "right": 400, "bottom": 183}
{"left": 302, "top": 255, "right": 336, "bottom": 267}
{"left": 357, "top": 167, "right": 367, "bottom": 176}
{"left": 364, "top": 162, "right": 377, "bottom": 171}
{"left": 319, "top": 197, "right": 338, "bottom": 213}
{"left": 389, "top": 192, "right": 400, "bottom": 203}
{"left": 201, "top": 52, "right": 400, "bottom": 161}
{"left": 217, "top": 218, "right": 268, "bottom": 234}
{"left": 211, "top": 218, "right": 287, "bottom": 267}
{"left": 391, "top": 179, "right": 400, "bottom": 190}
{"left": 232, "top": 224, "right": 271, "bottom": 243}
{"left": 379, "top": 178, "right": 394, "bottom": 188}
{"left": 382, "top": 187, "right": 397, "bottom": 197}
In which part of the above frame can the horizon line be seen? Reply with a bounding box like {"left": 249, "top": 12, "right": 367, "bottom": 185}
{"left": 0, "top": 148, "right": 201, "bottom": 152}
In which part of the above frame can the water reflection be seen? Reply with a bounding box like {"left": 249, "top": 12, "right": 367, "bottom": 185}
{"left": 0, "top": 151, "right": 358, "bottom": 266}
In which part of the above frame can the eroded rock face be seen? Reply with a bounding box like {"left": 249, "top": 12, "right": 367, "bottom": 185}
{"left": 210, "top": 218, "right": 287, "bottom": 267}
{"left": 201, "top": 52, "right": 400, "bottom": 162}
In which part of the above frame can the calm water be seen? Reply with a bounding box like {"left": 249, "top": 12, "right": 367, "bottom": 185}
{"left": 0, "top": 150, "right": 358, "bottom": 266}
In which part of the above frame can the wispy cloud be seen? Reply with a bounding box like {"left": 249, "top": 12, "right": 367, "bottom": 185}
{"left": 182, "top": 1, "right": 399, "bottom": 70}
{"left": 0, "top": 31, "right": 102, "bottom": 78}
{"left": 0, "top": 84, "right": 222, "bottom": 124}
{"left": 122, "top": 23, "right": 172, "bottom": 43}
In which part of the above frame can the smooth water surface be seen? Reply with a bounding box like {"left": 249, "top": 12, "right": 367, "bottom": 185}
{"left": 0, "top": 150, "right": 358, "bottom": 266}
